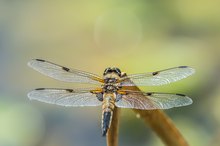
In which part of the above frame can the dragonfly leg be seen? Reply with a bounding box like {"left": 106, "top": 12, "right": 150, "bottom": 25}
{"left": 115, "top": 93, "right": 122, "bottom": 102}
{"left": 96, "top": 93, "right": 103, "bottom": 101}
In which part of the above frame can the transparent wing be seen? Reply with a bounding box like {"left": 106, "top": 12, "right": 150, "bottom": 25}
{"left": 120, "top": 66, "right": 195, "bottom": 86}
{"left": 115, "top": 91, "right": 193, "bottom": 110}
{"left": 28, "top": 59, "right": 103, "bottom": 84}
{"left": 27, "top": 88, "right": 102, "bottom": 107}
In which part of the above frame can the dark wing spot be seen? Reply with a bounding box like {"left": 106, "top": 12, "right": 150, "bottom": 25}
{"left": 152, "top": 71, "right": 159, "bottom": 76}
{"left": 176, "top": 93, "right": 186, "bottom": 97}
{"left": 146, "top": 92, "right": 152, "bottom": 96}
{"left": 179, "top": 66, "right": 188, "bottom": 68}
{"left": 36, "top": 88, "right": 45, "bottom": 90}
{"left": 66, "top": 89, "right": 73, "bottom": 92}
{"left": 62, "top": 67, "right": 70, "bottom": 72}
{"left": 36, "top": 59, "right": 45, "bottom": 62}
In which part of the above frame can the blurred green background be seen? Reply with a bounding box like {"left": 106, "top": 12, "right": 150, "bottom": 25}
{"left": 0, "top": 0, "right": 220, "bottom": 146}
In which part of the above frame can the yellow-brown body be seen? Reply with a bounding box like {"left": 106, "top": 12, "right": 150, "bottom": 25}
{"left": 101, "top": 93, "right": 116, "bottom": 136}
{"left": 101, "top": 67, "right": 122, "bottom": 136}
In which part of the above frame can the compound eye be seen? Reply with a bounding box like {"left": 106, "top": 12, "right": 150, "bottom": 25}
{"left": 103, "top": 68, "right": 111, "bottom": 75}
{"left": 115, "top": 68, "right": 121, "bottom": 76}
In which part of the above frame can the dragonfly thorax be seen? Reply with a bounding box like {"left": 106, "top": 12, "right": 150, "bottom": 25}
{"left": 103, "top": 82, "right": 119, "bottom": 93}
{"left": 103, "top": 68, "right": 121, "bottom": 93}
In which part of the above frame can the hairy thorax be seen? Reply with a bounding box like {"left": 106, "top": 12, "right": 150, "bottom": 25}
{"left": 102, "top": 78, "right": 121, "bottom": 93}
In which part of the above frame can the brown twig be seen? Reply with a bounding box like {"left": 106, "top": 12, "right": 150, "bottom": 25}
{"left": 107, "top": 107, "right": 120, "bottom": 146}
{"left": 133, "top": 109, "right": 189, "bottom": 146}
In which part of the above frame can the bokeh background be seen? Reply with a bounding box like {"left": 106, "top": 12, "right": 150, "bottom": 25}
{"left": 0, "top": 1, "right": 220, "bottom": 146}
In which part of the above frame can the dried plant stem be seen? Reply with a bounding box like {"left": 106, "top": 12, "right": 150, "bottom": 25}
{"left": 134, "top": 109, "right": 189, "bottom": 146}
{"left": 107, "top": 107, "right": 120, "bottom": 146}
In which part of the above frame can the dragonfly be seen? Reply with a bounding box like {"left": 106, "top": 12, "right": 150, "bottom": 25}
{"left": 27, "top": 59, "right": 195, "bottom": 136}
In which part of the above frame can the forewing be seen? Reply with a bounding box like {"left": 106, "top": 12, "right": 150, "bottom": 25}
{"left": 120, "top": 66, "right": 195, "bottom": 86}
{"left": 115, "top": 91, "right": 192, "bottom": 110}
{"left": 27, "top": 88, "right": 102, "bottom": 107}
{"left": 28, "top": 59, "right": 103, "bottom": 84}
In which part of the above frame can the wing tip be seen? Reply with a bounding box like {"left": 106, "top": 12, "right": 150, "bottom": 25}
{"left": 178, "top": 66, "right": 196, "bottom": 74}
{"left": 27, "top": 59, "right": 45, "bottom": 67}
{"left": 179, "top": 96, "right": 193, "bottom": 107}
{"left": 27, "top": 89, "right": 43, "bottom": 100}
{"left": 27, "top": 60, "right": 34, "bottom": 67}
{"left": 27, "top": 91, "right": 34, "bottom": 100}
{"left": 187, "top": 96, "right": 193, "bottom": 105}
{"left": 175, "top": 93, "right": 193, "bottom": 105}
{"left": 188, "top": 67, "right": 196, "bottom": 75}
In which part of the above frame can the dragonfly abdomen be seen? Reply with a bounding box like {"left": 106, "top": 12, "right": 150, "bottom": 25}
{"left": 101, "top": 94, "right": 115, "bottom": 136}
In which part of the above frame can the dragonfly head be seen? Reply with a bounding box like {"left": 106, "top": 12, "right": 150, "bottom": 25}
{"left": 103, "top": 67, "right": 121, "bottom": 77}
